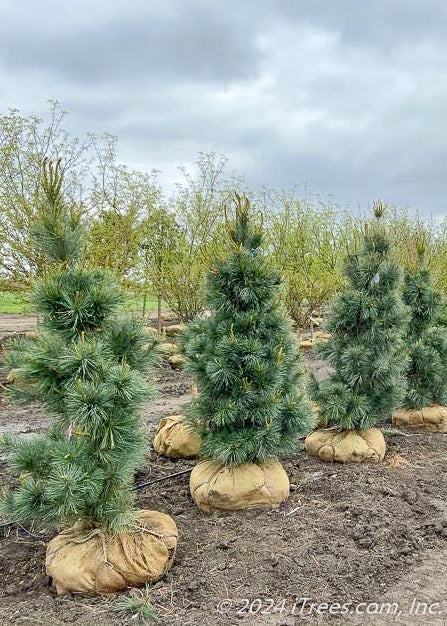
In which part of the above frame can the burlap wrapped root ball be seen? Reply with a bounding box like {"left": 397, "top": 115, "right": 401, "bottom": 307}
{"left": 45, "top": 510, "right": 178, "bottom": 595}
{"left": 153, "top": 415, "right": 201, "bottom": 458}
{"left": 393, "top": 405, "right": 447, "bottom": 432}
{"left": 305, "top": 428, "right": 386, "bottom": 463}
{"left": 190, "top": 459, "right": 290, "bottom": 512}
{"left": 168, "top": 354, "right": 186, "bottom": 369}
{"left": 313, "top": 330, "right": 331, "bottom": 342}
{"left": 143, "top": 326, "right": 158, "bottom": 337}
{"left": 157, "top": 342, "right": 178, "bottom": 356}
{"left": 165, "top": 324, "right": 187, "bottom": 338}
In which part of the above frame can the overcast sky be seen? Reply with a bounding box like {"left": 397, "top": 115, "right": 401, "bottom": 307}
{"left": 1, "top": 0, "right": 447, "bottom": 215}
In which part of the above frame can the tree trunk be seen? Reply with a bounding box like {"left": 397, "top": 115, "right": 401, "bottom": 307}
{"left": 157, "top": 294, "right": 162, "bottom": 336}
{"left": 142, "top": 291, "right": 147, "bottom": 319}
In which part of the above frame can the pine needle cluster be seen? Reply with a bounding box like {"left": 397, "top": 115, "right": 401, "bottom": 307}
{"left": 311, "top": 202, "right": 408, "bottom": 429}
{"left": 112, "top": 585, "right": 159, "bottom": 624}
{"left": 182, "top": 194, "right": 314, "bottom": 464}
{"left": 1, "top": 160, "right": 157, "bottom": 533}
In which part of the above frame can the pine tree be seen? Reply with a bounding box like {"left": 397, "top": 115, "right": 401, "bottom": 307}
{"left": 2, "top": 160, "right": 157, "bottom": 533}
{"left": 31, "top": 159, "right": 84, "bottom": 270}
{"left": 182, "top": 194, "right": 313, "bottom": 465}
{"left": 401, "top": 243, "right": 447, "bottom": 408}
{"left": 310, "top": 202, "right": 408, "bottom": 430}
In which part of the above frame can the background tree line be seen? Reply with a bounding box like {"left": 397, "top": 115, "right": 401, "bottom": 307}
{"left": 1, "top": 102, "right": 447, "bottom": 326}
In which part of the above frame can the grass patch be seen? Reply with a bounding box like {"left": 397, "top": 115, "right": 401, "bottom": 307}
{"left": 0, "top": 290, "right": 167, "bottom": 317}
{"left": 0, "top": 292, "right": 32, "bottom": 314}
{"left": 121, "top": 293, "right": 166, "bottom": 316}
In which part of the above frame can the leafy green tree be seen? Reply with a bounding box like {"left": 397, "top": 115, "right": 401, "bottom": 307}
{"left": 402, "top": 244, "right": 447, "bottom": 408}
{"left": 139, "top": 207, "right": 180, "bottom": 329}
{"left": 86, "top": 205, "right": 142, "bottom": 282}
{"left": 159, "top": 153, "right": 234, "bottom": 321}
{"left": 182, "top": 195, "right": 313, "bottom": 464}
{"left": 2, "top": 161, "right": 156, "bottom": 533}
{"left": 86, "top": 134, "right": 161, "bottom": 285}
{"left": 261, "top": 189, "right": 357, "bottom": 325}
{"left": 154, "top": 231, "right": 207, "bottom": 322}
{"left": 0, "top": 102, "right": 89, "bottom": 285}
{"left": 310, "top": 202, "right": 408, "bottom": 429}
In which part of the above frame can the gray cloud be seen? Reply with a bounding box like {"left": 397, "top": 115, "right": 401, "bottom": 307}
{"left": 1, "top": 0, "right": 447, "bottom": 215}
{"left": 0, "top": 1, "right": 264, "bottom": 84}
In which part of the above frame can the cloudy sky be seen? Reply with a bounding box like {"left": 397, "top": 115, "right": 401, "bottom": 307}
{"left": 1, "top": 0, "right": 447, "bottom": 215}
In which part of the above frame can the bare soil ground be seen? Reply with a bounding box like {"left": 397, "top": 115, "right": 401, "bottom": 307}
{"left": 0, "top": 315, "right": 37, "bottom": 339}
{"left": 0, "top": 320, "right": 447, "bottom": 624}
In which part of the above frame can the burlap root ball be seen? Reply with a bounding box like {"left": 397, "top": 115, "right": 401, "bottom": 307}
{"left": 392, "top": 405, "right": 447, "bottom": 432}
{"left": 45, "top": 510, "right": 178, "bottom": 595}
{"left": 168, "top": 354, "right": 186, "bottom": 369}
{"left": 190, "top": 459, "right": 290, "bottom": 512}
{"left": 153, "top": 415, "right": 201, "bottom": 458}
{"left": 299, "top": 337, "right": 314, "bottom": 350}
{"left": 313, "top": 330, "right": 331, "bottom": 342}
{"left": 157, "top": 343, "right": 178, "bottom": 357}
{"left": 165, "top": 324, "right": 187, "bottom": 337}
{"left": 143, "top": 326, "right": 158, "bottom": 336}
{"left": 305, "top": 428, "right": 386, "bottom": 463}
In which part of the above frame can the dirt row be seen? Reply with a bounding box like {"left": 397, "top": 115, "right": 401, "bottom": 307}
{"left": 0, "top": 319, "right": 446, "bottom": 624}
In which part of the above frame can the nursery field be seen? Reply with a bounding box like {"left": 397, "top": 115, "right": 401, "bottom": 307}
{"left": 0, "top": 321, "right": 447, "bottom": 625}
